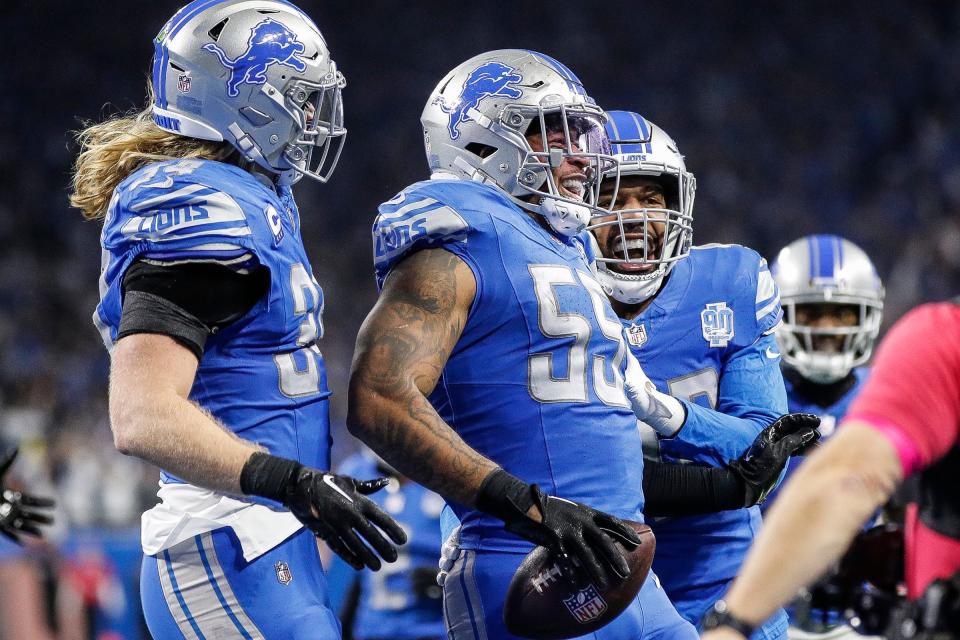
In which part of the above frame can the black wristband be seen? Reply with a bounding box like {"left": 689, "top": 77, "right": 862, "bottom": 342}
{"left": 239, "top": 452, "right": 303, "bottom": 503}
{"left": 475, "top": 468, "right": 534, "bottom": 521}
{"left": 701, "top": 600, "right": 756, "bottom": 638}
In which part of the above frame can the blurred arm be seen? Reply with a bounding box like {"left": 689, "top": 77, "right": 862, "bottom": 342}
{"left": 0, "top": 557, "right": 56, "bottom": 640}
{"left": 347, "top": 248, "right": 498, "bottom": 507}
{"left": 703, "top": 422, "right": 902, "bottom": 638}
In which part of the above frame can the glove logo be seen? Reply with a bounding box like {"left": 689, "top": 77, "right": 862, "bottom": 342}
{"left": 563, "top": 584, "right": 608, "bottom": 623}
{"left": 203, "top": 18, "right": 308, "bottom": 98}
{"left": 701, "top": 301, "right": 735, "bottom": 348}
{"left": 274, "top": 561, "right": 292, "bottom": 585}
{"left": 434, "top": 62, "right": 523, "bottom": 140}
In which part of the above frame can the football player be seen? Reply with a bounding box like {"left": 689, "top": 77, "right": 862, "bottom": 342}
{"left": 348, "top": 50, "right": 699, "bottom": 639}
{"left": 334, "top": 450, "right": 445, "bottom": 640}
{"left": 69, "top": 1, "right": 404, "bottom": 637}
{"left": 765, "top": 235, "right": 885, "bottom": 638}
{"left": 588, "top": 111, "right": 802, "bottom": 639}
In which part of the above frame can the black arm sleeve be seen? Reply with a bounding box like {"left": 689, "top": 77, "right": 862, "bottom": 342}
{"left": 118, "top": 259, "right": 269, "bottom": 359}
{"left": 642, "top": 461, "right": 747, "bottom": 517}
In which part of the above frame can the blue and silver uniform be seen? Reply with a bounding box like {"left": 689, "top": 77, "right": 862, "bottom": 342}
{"left": 334, "top": 452, "right": 445, "bottom": 640}
{"left": 95, "top": 158, "right": 338, "bottom": 639}
{"left": 623, "top": 244, "right": 789, "bottom": 639}
{"left": 374, "top": 178, "right": 696, "bottom": 640}
{"left": 764, "top": 368, "right": 868, "bottom": 510}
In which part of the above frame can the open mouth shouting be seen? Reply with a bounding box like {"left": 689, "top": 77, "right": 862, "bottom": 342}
{"left": 558, "top": 175, "right": 587, "bottom": 202}
{"left": 606, "top": 233, "right": 662, "bottom": 274}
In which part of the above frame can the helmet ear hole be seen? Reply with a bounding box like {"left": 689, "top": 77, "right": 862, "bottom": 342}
{"left": 465, "top": 142, "right": 497, "bottom": 158}
{"left": 208, "top": 18, "right": 227, "bottom": 41}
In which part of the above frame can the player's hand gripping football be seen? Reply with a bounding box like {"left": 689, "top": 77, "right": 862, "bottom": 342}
{"left": 240, "top": 452, "right": 407, "bottom": 570}
{"left": 729, "top": 412, "right": 821, "bottom": 506}
{"left": 0, "top": 448, "right": 55, "bottom": 543}
{"left": 477, "top": 469, "right": 641, "bottom": 589}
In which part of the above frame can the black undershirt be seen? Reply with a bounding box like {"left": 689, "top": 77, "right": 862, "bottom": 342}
{"left": 118, "top": 259, "right": 269, "bottom": 359}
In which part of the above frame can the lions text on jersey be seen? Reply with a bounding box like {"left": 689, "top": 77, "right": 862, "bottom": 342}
{"left": 622, "top": 243, "right": 790, "bottom": 639}
{"left": 373, "top": 177, "right": 695, "bottom": 639}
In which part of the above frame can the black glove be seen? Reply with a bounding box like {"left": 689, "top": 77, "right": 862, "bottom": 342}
{"left": 729, "top": 412, "right": 821, "bottom": 506}
{"left": 240, "top": 452, "right": 407, "bottom": 570}
{"left": 0, "top": 448, "right": 54, "bottom": 543}
{"left": 476, "top": 468, "right": 641, "bottom": 589}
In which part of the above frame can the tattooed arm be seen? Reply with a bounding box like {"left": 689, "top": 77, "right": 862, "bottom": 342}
{"left": 347, "top": 248, "right": 498, "bottom": 506}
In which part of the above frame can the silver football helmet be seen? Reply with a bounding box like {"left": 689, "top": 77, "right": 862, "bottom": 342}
{"left": 421, "top": 49, "right": 618, "bottom": 237}
{"left": 588, "top": 111, "right": 696, "bottom": 304}
{"left": 151, "top": 0, "right": 346, "bottom": 184}
{"left": 772, "top": 235, "right": 884, "bottom": 384}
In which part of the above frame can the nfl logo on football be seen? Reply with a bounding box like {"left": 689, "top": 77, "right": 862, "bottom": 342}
{"left": 563, "top": 584, "right": 608, "bottom": 623}
{"left": 178, "top": 73, "right": 192, "bottom": 93}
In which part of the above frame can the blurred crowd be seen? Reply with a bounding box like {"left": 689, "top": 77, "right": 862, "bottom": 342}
{"left": 1, "top": 0, "right": 958, "bottom": 536}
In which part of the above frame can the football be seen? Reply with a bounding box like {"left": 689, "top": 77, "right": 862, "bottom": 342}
{"left": 503, "top": 521, "right": 655, "bottom": 639}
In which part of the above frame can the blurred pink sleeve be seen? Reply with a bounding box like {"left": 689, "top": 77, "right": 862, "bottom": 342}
{"left": 846, "top": 303, "right": 960, "bottom": 476}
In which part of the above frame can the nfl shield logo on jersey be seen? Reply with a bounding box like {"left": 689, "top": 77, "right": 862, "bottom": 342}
{"left": 626, "top": 323, "right": 648, "bottom": 348}
{"left": 177, "top": 73, "right": 191, "bottom": 93}
{"left": 701, "top": 302, "right": 735, "bottom": 348}
{"left": 563, "top": 584, "right": 608, "bottom": 623}
{"left": 275, "top": 561, "right": 292, "bottom": 585}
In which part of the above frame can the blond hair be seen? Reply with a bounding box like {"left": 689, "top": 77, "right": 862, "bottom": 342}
{"left": 70, "top": 82, "right": 236, "bottom": 220}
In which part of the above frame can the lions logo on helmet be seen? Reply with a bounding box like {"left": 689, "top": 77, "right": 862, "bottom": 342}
{"left": 151, "top": 0, "right": 346, "bottom": 184}
{"left": 203, "top": 18, "right": 308, "bottom": 98}
{"left": 421, "top": 49, "right": 618, "bottom": 237}
{"left": 771, "top": 235, "right": 884, "bottom": 384}
{"left": 434, "top": 62, "right": 524, "bottom": 140}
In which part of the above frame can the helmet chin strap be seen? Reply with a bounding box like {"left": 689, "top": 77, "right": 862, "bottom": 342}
{"left": 534, "top": 195, "right": 591, "bottom": 237}
{"left": 595, "top": 262, "right": 665, "bottom": 305}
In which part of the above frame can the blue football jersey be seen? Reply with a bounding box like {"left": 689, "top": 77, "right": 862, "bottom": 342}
{"left": 622, "top": 244, "right": 789, "bottom": 632}
{"left": 373, "top": 178, "right": 646, "bottom": 552}
{"left": 94, "top": 159, "right": 332, "bottom": 489}
{"left": 762, "top": 367, "right": 869, "bottom": 510}
{"left": 337, "top": 452, "right": 445, "bottom": 640}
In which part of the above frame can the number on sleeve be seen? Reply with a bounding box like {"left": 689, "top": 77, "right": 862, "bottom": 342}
{"left": 666, "top": 367, "right": 719, "bottom": 409}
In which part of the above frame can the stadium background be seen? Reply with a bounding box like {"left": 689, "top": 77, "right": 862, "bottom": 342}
{"left": 1, "top": 1, "right": 958, "bottom": 637}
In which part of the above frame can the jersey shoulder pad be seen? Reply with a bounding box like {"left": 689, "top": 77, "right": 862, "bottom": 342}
{"left": 373, "top": 179, "right": 498, "bottom": 288}
{"left": 106, "top": 159, "right": 273, "bottom": 266}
